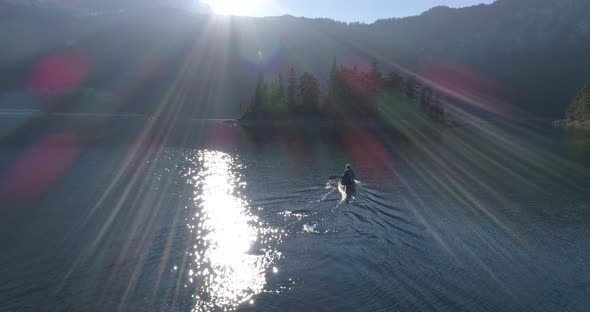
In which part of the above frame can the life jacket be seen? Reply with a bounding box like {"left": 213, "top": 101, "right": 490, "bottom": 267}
{"left": 341, "top": 169, "right": 355, "bottom": 186}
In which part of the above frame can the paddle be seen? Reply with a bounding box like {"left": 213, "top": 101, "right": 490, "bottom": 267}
{"left": 329, "top": 176, "right": 340, "bottom": 180}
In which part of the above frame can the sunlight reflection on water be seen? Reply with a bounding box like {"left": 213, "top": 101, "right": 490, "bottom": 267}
{"left": 183, "top": 150, "right": 282, "bottom": 312}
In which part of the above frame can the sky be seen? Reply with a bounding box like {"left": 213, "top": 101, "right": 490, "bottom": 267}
{"left": 201, "top": 0, "right": 496, "bottom": 23}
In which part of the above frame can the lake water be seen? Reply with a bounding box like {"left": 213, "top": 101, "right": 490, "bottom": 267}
{"left": 0, "top": 117, "right": 589, "bottom": 312}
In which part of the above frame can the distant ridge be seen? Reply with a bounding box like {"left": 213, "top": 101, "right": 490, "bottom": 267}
{"left": 0, "top": 0, "right": 589, "bottom": 118}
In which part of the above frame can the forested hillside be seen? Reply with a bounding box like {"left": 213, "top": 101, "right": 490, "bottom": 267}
{"left": 1, "top": 0, "right": 589, "bottom": 118}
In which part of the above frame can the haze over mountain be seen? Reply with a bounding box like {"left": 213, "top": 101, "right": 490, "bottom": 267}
{"left": 1, "top": 0, "right": 589, "bottom": 118}
{"left": 3, "top": 0, "right": 212, "bottom": 14}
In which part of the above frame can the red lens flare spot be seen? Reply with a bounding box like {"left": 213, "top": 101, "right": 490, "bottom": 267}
{"left": 420, "top": 60, "right": 521, "bottom": 117}
{"left": 28, "top": 51, "right": 89, "bottom": 95}
{"left": 0, "top": 132, "right": 80, "bottom": 207}
{"left": 344, "top": 130, "right": 393, "bottom": 181}
{"left": 422, "top": 60, "right": 498, "bottom": 96}
{"left": 207, "top": 123, "right": 237, "bottom": 151}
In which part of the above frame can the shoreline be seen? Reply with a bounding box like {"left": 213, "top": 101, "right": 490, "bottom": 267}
{"left": 234, "top": 118, "right": 382, "bottom": 127}
{"left": 552, "top": 119, "right": 590, "bottom": 129}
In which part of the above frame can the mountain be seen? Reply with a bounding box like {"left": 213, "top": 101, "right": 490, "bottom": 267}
{"left": 0, "top": 0, "right": 589, "bottom": 118}
{"left": 384, "top": 0, "right": 590, "bottom": 117}
{"left": 2, "top": 0, "right": 212, "bottom": 14}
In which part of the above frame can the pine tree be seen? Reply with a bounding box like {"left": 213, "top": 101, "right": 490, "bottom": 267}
{"left": 566, "top": 80, "right": 590, "bottom": 121}
{"left": 299, "top": 72, "right": 321, "bottom": 112}
{"left": 420, "top": 87, "right": 433, "bottom": 112}
{"left": 405, "top": 76, "right": 418, "bottom": 98}
{"left": 252, "top": 73, "right": 264, "bottom": 113}
{"left": 370, "top": 58, "right": 382, "bottom": 83}
{"left": 433, "top": 93, "right": 445, "bottom": 121}
{"left": 367, "top": 58, "right": 382, "bottom": 107}
{"left": 278, "top": 74, "right": 285, "bottom": 101}
{"left": 287, "top": 67, "right": 297, "bottom": 111}
{"left": 385, "top": 71, "right": 403, "bottom": 91}
{"left": 328, "top": 57, "right": 340, "bottom": 105}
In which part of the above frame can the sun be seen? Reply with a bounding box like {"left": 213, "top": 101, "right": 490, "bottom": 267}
{"left": 202, "top": 0, "right": 266, "bottom": 16}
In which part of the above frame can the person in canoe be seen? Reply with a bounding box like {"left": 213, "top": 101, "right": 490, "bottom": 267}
{"left": 340, "top": 164, "right": 356, "bottom": 199}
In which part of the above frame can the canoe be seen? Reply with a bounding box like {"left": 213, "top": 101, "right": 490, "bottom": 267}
{"left": 338, "top": 181, "right": 356, "bottom": 200}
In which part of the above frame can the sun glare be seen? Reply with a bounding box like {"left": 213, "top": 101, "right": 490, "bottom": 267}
{"left": 184, "top": 150, "right": 283, "bottom": 311}
{"left": 203, "top": 0, "right": 267, "bottom": 16}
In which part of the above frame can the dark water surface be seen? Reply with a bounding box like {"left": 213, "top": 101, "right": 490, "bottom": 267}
{"left": 1, "top": 117, "right": 589, "bottom": 312}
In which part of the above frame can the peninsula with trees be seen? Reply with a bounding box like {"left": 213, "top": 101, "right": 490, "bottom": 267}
{"left": 239, "top": 59, "right": 446, "bottom": 131}
{"left": 554, "top": 81, "right": 590, "bottom": 129}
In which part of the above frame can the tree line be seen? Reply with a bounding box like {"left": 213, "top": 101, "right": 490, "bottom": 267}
{"left": 566, "top": 80, "right": 590, "bottom": 122}
{"left": 241, "top": 58, "right": 445, "bottom": 123}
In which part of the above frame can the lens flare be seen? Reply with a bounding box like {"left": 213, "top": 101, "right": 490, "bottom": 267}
{"left": 0, "top": 132, "right": 79, "bottom": 207}
{"left": 236, "top": 21, "right": 281, "bottom": 66}
{"left": 28, "top": 51, "right": 88, "bottom": 96}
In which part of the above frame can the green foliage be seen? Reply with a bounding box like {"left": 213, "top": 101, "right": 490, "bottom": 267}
{"left": 566, "top": 81, "right": 590, "bottom": 121}
{"left": 418, "top": 87, "right": 445, "bottom": 120}
{"left": 370, "top": 58, "right": 382, "bottom": 85}
{"left": 376, "top": 91, "right": 429, "bottom": 132}
{"left": 243, "top": 59, "right": 446, "bottom": 124}
{"left": 250, "top": 73, "right": 265, "bottom": 112}
{"left": 243, "top": 73, "right": 289, "bottom": 119}
{"left": 298, "top": 72, "right": 321, "bottom": 112}
{"left": 405, "top": 76, "right": 419, "bottom": 98}
{"left": 287, "top": 67, "right": 298, "bottom": 111}
{"left": 384, "top": 71, "right": 403, "bottom": 91}
{"left": 3, "top": 0, "right": 590, "bottom": 118}
{"left": 264, "top": 77, "right": 288, "bottom": 115}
